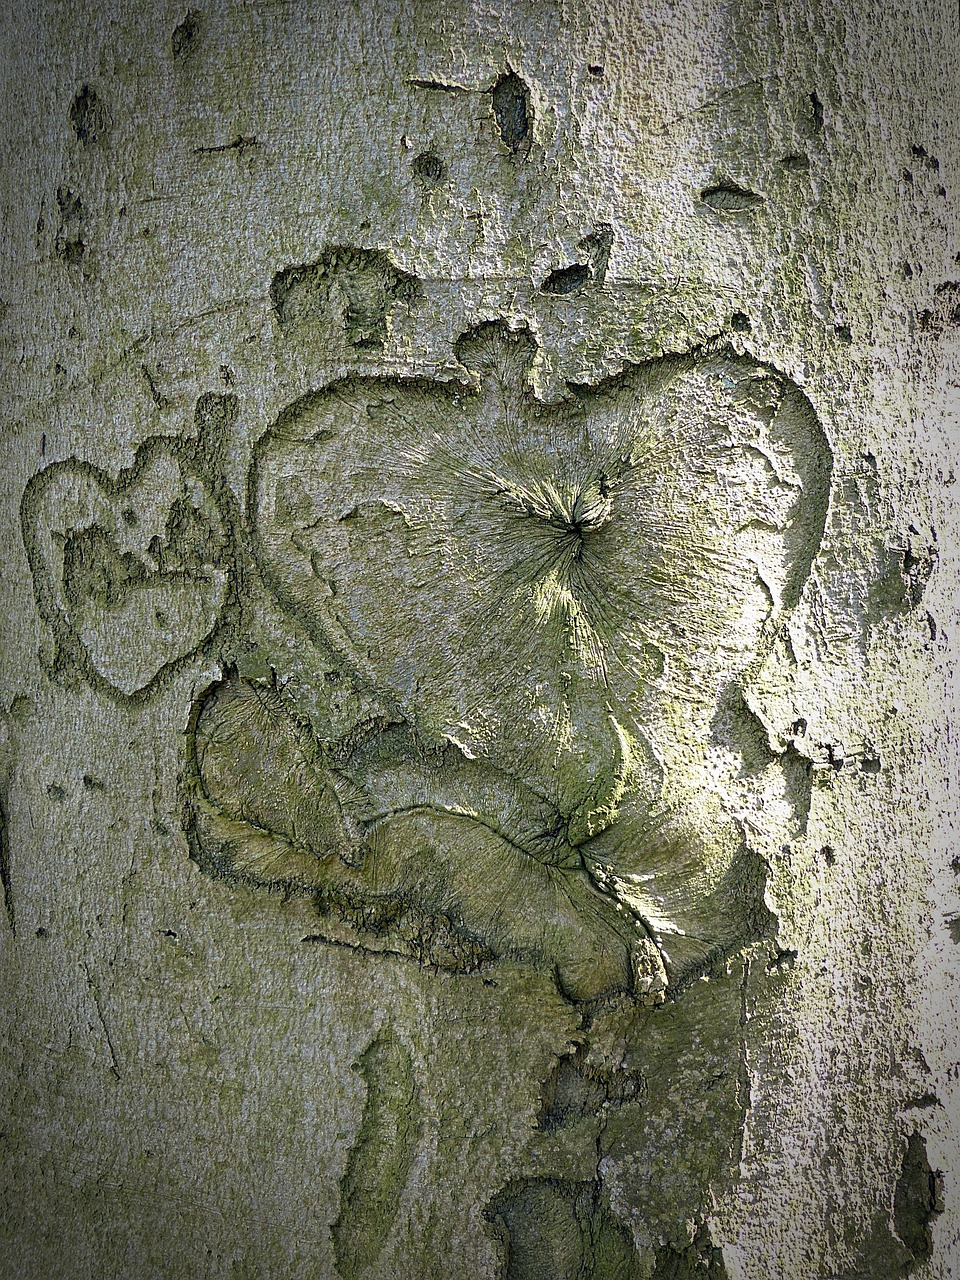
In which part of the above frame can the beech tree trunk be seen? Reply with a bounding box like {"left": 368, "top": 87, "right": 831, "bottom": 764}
{"left": 1, "top": 2, "right": 958, "bottom": 1278}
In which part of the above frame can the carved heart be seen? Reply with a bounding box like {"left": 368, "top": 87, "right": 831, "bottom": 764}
{"left": 22, "top": 437, "right": 231, "bottom": 696}
{"left": 252, "top": 322, "right": 830, "bottom": 821}
{"left": 180, "top": 324, "right": 832, "bottom": 1001}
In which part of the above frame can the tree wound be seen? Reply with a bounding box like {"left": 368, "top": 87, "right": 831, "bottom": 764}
{"left": 492, "top": 72, "right": 532, "bottom": 153}
{"left": 183, "top": 322, "right": 831, "bottom": 1005}
{"left": 270, "top": 247, "right": 420, "bottom": 347}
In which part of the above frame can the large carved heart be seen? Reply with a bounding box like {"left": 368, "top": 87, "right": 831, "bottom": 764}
{"left": 252, "top": 323, "right": 829, "bottom": 817}
{"left": 22, "top": 436, "right": 231, "bottom": 696}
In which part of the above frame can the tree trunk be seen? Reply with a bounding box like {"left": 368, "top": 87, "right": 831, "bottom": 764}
{"left": 1, "top": 2, "right": 957, "bottom": 1277}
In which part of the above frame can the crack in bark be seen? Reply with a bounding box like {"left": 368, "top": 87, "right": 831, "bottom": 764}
{"left": 82, "top": 961, "right": 121, "bottom": 1081}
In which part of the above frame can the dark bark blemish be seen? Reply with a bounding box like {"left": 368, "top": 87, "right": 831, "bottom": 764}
{"left": 911, "top": 144, "right": 940, "bottom": 171}
{"left": 652, "top": 1230, "right": 730, "bottom": 1278}
{"left": 773, "top": 947, "right": 798, "bottom": 972}
{"left": 809, "top": 91, "right": 824, "bottom": 133}
{"left": 541, "top": 226, "right": 612, "bottom": 295}
{"left": 579, "top": 223, "right": 613, "bottom": 283}
{"left": 411, "top": 151, "right": 445, "bottom": 184}
{"left": 492, "top": 71, "right": 531, "bottom": 153}
{"left": 903, "top": 1094, "right": 940, "bottom": 1111}
{"left": 70, "top": 85, "right": 107, "bottom": 143}
{"left": 172, "top": 9, "right": 201, "bottom": 57}
{"left": 901, "top": 535, "right": 937, "bottom": 606}
{"left": 700, "top": 183, "right": 764, "bottom": 211}
{"left": 924, "top": 281, "right": 960, "bottom": 330}
{"left": 194, "top": 391, "right": 239, "bottom": 467}
{"left": 541, "top": 263, "right": 590, "bottom": 295}
{"left": 894, "top": 1132, "right": 941, "bottom": 1268}
{"left": 55, "top": 186, "right": 84, "bottom": 264}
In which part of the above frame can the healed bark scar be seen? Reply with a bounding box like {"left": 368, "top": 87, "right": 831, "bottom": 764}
{"left": 182, "top": 321, "right": 832, "bottom": 1005}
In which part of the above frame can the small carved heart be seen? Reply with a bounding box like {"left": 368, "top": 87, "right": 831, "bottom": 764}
{"left": 22, "top": 435, "right": 231, "bottom": 696}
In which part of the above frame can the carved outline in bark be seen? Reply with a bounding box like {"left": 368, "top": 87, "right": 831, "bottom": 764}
{"left": 249, "top": 323, "right": 830, "bottom": 750}
{"left": 20, "top": 393, "right": 241, "bottom": 700}
{"left": 331, "top": 1027, "right": 420, "bottom": 1279}
{"left": 183, "top": 321, "right": 832, "bottom": 1005}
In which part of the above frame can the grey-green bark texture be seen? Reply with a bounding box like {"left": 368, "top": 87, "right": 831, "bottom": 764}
{"left": 1, "top": 0, "right": 958, "bottom": 1276}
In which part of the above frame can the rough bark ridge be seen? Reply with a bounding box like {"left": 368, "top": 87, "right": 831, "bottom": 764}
{"left": 0, "top": 1, "right": 957, "bottom": 1278}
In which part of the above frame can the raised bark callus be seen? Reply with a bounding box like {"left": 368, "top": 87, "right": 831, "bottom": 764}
{"left": 1, "top": 2, "right": 956, "bottom": 1278}
{"left": 185, "top": 321, "right": 825, "bottom": 1008}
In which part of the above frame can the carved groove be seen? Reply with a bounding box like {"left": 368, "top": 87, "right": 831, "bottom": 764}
{"left": 331, "top": 1029, "right": 419, "bottom": 1279}
{"left": 0, "top": 794, "right": 13, "bottom": 936}
{"left": 700, "top": 183, "right": 764, "bottom": 211}
{"left": 20, "top": 393, "right": 239, "bottom": 699}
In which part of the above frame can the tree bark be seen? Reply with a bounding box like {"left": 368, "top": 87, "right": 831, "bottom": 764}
{"left": 1, "top": 1, "right": 958, "bottom": 1277}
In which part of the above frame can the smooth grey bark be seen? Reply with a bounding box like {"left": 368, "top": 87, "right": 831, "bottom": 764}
{"left": 1, "top": 2, "right": 958, "bottom": 1278}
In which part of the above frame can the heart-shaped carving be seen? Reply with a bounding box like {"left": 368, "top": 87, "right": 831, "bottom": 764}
{"left": 22, "top": 431, "right": 232, "bottom": 697}
{"left": 252, "top": 323, "right": 830, "bottom": 821}
{"left": 178, "top": 323, "right": 833, "bottom": 1001}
